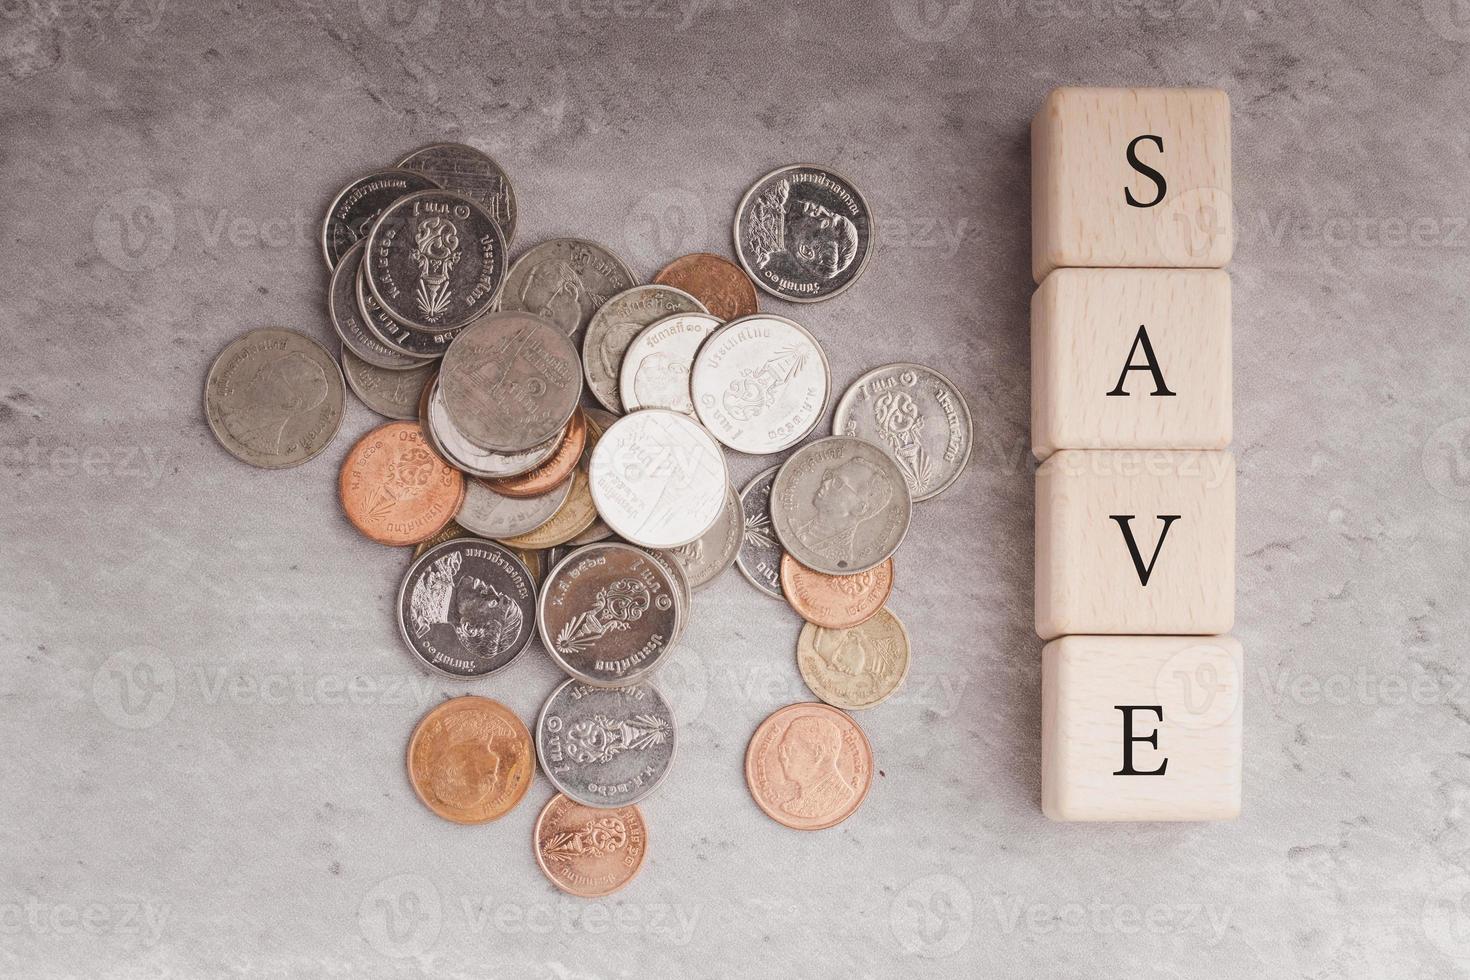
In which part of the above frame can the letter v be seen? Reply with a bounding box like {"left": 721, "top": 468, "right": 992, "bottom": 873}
{"left": 1110, "top": 515, "right": 1181, "bottom": 586}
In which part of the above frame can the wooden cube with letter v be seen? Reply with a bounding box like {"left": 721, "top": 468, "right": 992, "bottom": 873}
{"left": 1031, "top": 87, "right": 1232, "bottom": 282}
{"left": 1042, "top": 635, "right": 1242, "bottom": 821}
{"left": 1035, "top": 449, "right": 1234, "bottom": 640}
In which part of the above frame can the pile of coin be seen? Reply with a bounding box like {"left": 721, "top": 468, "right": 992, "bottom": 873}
{"left": 203, "top": 145, "right": 972, "bottom": 897}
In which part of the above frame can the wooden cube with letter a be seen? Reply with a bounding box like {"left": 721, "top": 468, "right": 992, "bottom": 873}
{"left": 1035, "top": 449, "right": 1234, "bottom": 640}
{"left": 1032, "top": 87, "right": 1232, "bottom": 283}
{"left": 1042, "top": 634, "right": 1242, "bottom": 821}
{"left": 1032, "top": 268, "right": 1231, "bottom": 459}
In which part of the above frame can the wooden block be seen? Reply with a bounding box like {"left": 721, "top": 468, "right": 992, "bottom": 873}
{"left": 1035, "top": 449, "right": 1234, "bottom": 640}
{"left": 1032, "top": 87, "right": 1232, "bottom": 283}
{"left": 1031, "top": 268, "right": 1231, "bottom": 459}
{"left": 1042, "top": 634, "right": 1242, "bottom": 821}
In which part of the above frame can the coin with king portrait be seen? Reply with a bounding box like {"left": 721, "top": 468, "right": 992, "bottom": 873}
{"left": 397, "top": 538, "right": 539, "bottom": 678}
{"left": 733, "top": 165, "right": 874, "bottom": 303}
{"left": 770, "top": 436, "right": 912, "bottom": 575}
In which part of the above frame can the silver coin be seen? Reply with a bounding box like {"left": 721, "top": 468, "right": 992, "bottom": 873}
{"left": 736, "top": 466, "right": 784, "bottom": 599}
{"left": 397, "top": 538, "right": 537, "bottom": 677}
{"left": 535, "top": 678, "right": 676, "bottom": 807}
{"left": 341, "top": 345, "right": 435, "bottom": 421}
{"left": 321, "top": 167, "right": 438, "bottom": 269}
{"left": 204, "top": 328, "right": 345, "bottom": 469}
{"left": 732, "top": 163, "right": 875, "bottom": 303}
{"left": 439, "top": 311, "right": 582, "bottom": 452}
{"left": 619, "top": 312, "right": 722, "bottom": 416}
{"left": 364, "top": 189, "right": 508, "bottom": 334}
{"left": 538, "top": 543, "right": 681, "bottom": 687}
{"left": 426, "top": 379, "right": 560, "bottom": 478}
{"left": 833, "top": 363, "right": 974, "bottom": 502}
{"left": 498, "top": 238, "right": 636, "bottom": 340}
{"left": 588, "top": 410, "right": 728, "bottom": 549}
{"left": 564, "top": 409, "right": 618, "bottom": 545}
{"left": 668, "top": 480, "right": 743, "bottom": 590}
{"left": 689, "top": 314, "right": 830, "bottom": 455}
{"left": 638, "top": 546, "right": 690, "bottom": 642}
{"left": 456, "top": 476, "right": 573, "bottom": 540}
{"left": 329, "top": 241, "right": 431, "bottom": 371}
{"left": 355, "top": 259, "right": 458, "bottom": 359}
{"left": 582, "top": 286, "right": 707, "bottom": 413}
{"left": 396, "top": 142, "right": 517, "bottom": 244}
{"left": 770, "top": 436, "right": 913, "bottom": 575}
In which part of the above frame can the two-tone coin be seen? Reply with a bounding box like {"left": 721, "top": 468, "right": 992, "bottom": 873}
{"left": 439, "top": 311, "right": 582, "bottom": 452}
{"left": 364, "top": 190, "right": 507, "bottom": 334}
{"left": 779, "top": 554, "right": 892, "bottom": 630}
{"left": 796, "top": 608, "right": 911, "bottom": 711}
{"left": 534, "top": 793, "right": 647, "bottom": 897}
{"left": 339, "top": 421, "right": 465, "bottom": 546}
{"left": 653, "top": 252, "right": 759, "bottom": 320}
{"left": 342, "top": 346, "right": 436, "bottom": 421}
{"left": 690, "top": 314, "right": 829, "bottom": 455}
{"left": 397, "top": 538, "right": 538, "bottom": 677}
{"left": 744, "top": 702, "right": 872, "bottom": 830}
{"left": 498, "top": 238, "right": 636, "bottom": 340}
{"left": 397, "top": 142, "right": 517, "bottom": 244}
{"left": 736, "top": 465, "right": 785, "bottom": 599}
{"left": 329, "top": 240, "right": 431, "bottom": 371}
{"left": 832, "top": 363, "right": 973, "bottom": 502}
{"left": 619, "top": 312, "right": 722, "bottom": 415}
{"left": 455, "top": 477, "right": 573, "bottom": 541}
{"left": 588, "top": 410, "right": 728, "bottom": 549}
{"left": 538, "top": 543, "right": 680, "bottom": 686}
{"left": 535, "top": 678, "right": 676, "bottom": 807}
{"left": 669, "top": 481, "right": 744, "bottom": 590}
{"left": 733, "top": 164, "right": 874, "bottom": 303}
{"left": 204, "top": 328, "right": 345, "bottom": 469}
{"left": 582, "top": 285, "right": 706, "bottom": 414}
{"left": 770, "top": 436, "right": 911, "bottom": 574}
{"left": 407, "top": 696, "right": 534, "bottom": 824}
{"left": 321, "top": 168, "right": 438, "bottom": 268}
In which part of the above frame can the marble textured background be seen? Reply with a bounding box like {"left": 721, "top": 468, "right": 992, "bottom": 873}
{"left": 3, "top": 0, "right": 1470, "bottom": 976}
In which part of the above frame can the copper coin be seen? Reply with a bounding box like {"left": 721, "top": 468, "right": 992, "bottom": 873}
{"left": 744, "top": 702, "right": 873, "bottom": 831}
{"left": 407, "top": 697, "right": 534, "bottom": 824}
{"left": 481, "top": 409, "right": 586, "bottom": 499}
{"left": 339, "top": 421, "right": 465, "bottom": 546}
{"left": 533, "top": 793, "right": 648, "bottom": 897}
{"left": 653, "top": 252, "right": 758, "bottom": 321}
{"left": 779, "top": 554, "right": 893, "bottom": 629}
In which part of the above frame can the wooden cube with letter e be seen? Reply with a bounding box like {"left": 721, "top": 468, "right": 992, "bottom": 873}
{"left": 1032, "top": 86, "right": 1232, "bottom": 282}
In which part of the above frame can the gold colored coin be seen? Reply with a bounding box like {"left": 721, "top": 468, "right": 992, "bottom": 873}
{"left": 407, "top": 697, "right": 534, "bottom": 824}
{"left": 796, "top": 607, "right": 911, "bottom": 711}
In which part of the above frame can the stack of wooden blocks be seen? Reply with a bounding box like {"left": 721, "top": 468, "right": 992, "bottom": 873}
{"left": 1032, "top": 88, "right": 1241, "bottom": 821}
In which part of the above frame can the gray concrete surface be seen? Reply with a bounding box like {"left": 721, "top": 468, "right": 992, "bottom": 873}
{"left": 4, "top": 0, "right": 1470, "bottom": 976}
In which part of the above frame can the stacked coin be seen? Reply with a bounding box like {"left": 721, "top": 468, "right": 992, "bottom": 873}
{"left": 204, "top": 151, "right": 972, "bottom": 889}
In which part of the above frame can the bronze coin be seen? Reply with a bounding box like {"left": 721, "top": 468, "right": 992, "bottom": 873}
{"left": 339, "top": 421, "right": 465, "bottom": 546}
{"left": 652, "top": 252, "right": 758, "bottom": 321}
{"left": 533, "top": 793, "right": 648, "bottom": 897}
{"left": 407, "top": 697, "right": 535, "bottom": 824}
{"left": 480, "top": 409, "right": 587, "bottom": 499}
{"left": 796, "top": 607, "right": 911, "bottom": 711}
{"left": 779, "top": 553, "right": 893, "bottom": 629}
{"left": 744, "top": 702, "right": 873, "bottom": 831}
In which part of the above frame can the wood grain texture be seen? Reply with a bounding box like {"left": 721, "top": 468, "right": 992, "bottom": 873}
{"left": 1032, "top": 268, "right": 1232, "bottom": 459}
{"left": 1031, "top": 87, "right": 1233, "bottom": 282}
{"left": 1036, "top": 449, "right": 1234, "bottom": 640}
{"left": 1042, "top": 634, "right": 1242, "bottom": 821}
